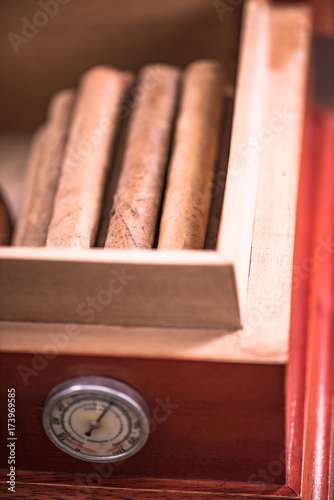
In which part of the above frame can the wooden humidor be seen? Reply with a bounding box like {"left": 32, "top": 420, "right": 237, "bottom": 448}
{"left": 0, "top": 0, "right": 317, "bottom": 498}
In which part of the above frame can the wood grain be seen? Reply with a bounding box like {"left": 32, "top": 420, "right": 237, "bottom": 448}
{"left": 218, "top": 0, "right": 310, "bottom": 326}
{"left": 0, "top": 320, "right": 288, "bottom": 364}
{"left": 0, "top": 469, "right": 301, "bottom": 499}
{"left": 0, "top": 482, "right": 298, "bottom": 500}
{"left": 241, "top": 2, "right": 310, "bottom": 361}
{"left": 216, "top": 0, "right": 270, "bottom": 318}
{"left": 0, "top": 353, "right": 285, "bottom": 484}
{"left": 286, "top": 110, "right": 316, "bottom": 495}
{"left": 0, "top": 248, "right": 240, "bottom": 330}
{"left": 301, "top": 109, "right": 334, "bottom": 500}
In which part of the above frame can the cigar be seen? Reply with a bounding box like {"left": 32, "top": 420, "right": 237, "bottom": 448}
{"left": 104, "top": 64, "right": 181, "bottom": 249}
{"left": 0, "top": 191, "right": 12, "bottom": 245}
{"left": 46, "top": 66, "right": 133, "bottom": 249}
{"left": 96, "top": 107, "right": 130, "bottom": 247}
{"left": 14, "top": 89, "right": 75, "bottom": 246}
{"left": 13, "top": 127, "right": 45, "bottom": 245}
{"left": 204, "top": 93, "right": 234, "bottom": 249}
{"left": 158, "top": 60, "right": 225, "bottom": 250}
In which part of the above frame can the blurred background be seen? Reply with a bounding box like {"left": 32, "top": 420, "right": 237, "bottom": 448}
{"left": 0, "top": 0, "right": 242, "bottom": 130}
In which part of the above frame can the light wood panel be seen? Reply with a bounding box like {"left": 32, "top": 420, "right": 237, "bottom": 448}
{"left": 218, "top": 0, "right": 310, "bottom": 326}
{"left": 217, "top": 0, "right": 270, "bottom": 317}
{"left": 0, "top": 247, "right": 240, "bottom": 329}
{"left": 0, "top": 320, "right": 287, "bottom": 364}
{"left": 241, "top": 2, "right": 311, "bottom": 359}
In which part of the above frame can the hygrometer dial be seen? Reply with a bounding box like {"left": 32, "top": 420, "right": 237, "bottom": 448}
{"left": 42, "top": 376, "right": 150, "bottom": 462}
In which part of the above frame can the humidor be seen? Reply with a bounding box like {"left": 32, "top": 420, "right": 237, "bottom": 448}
{"left": 0, "top": 0, "right": 309, "bottom": 336}
{"left": 0, "top": 0, "right": 313, "bottom": 497}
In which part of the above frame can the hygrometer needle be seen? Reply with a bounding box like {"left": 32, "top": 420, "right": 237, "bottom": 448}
{"left": 85, "top": 402, "right": 112, "bottom": 436}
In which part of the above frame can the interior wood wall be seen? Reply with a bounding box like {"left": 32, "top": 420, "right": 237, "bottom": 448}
{"left": 0, "top": 0, "right": 242, "bottom": 130}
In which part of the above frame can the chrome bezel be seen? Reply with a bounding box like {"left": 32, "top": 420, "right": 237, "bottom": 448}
{"left": 42, "top": 376, "right": 150, "bottom": 462}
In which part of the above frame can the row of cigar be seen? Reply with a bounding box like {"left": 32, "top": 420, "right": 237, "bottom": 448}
{"left": 14, "top": 60, "right": 226, "bottom": 250}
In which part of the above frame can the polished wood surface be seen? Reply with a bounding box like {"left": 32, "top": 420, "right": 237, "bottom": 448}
{"left": 301, "top": 109, "right": 334, "bottom": 499}
{"left": 0, "top": 354, "right": 285, "bottom": 484}
{"left": 313, "top": 0, "right": 334, "bottom": 36}
{"left": 0, "top": 481, "right": 298, "bottom": 500}
{"left": 286, "top": 101, "right": 334, "bottom": 500}
{"left": 286, "top": 108, "right": 315, "bottom": 496}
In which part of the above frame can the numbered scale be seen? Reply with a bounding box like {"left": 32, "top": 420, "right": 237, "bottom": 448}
{"left": 42, "top": 376, "right": 150, "bottom": 462}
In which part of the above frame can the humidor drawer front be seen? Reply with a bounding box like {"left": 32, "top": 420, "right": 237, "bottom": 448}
{"left": 0, "top": 353, "right": 286, "bottom": 484}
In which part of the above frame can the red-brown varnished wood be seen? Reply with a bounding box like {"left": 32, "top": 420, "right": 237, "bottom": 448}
{"left": 286, "top": 110, "right": 317, "bottom": 494}
{"left": 0, "top": 482, "right": 299, "bottom": 500}
{"left": 0, "top": 476, "right": 299, "bottom": 499}
{"left": 313, "top": 0, "right": 334, "bottom": 36}
{"left": 301, "top": 109, "right": 334, "bottom": 499}
{"left": 0, "top": 472, "right": 298, "bottom": 497}
{"left": 0, "top": 354, "right": 285, "bottom": 485}
{"left": 331, "top": 403, "right": 334, "bottom": 499}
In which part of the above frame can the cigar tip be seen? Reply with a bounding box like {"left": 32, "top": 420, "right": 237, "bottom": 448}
{"left": 47, "top": 88, "right": 76, "bottom": 123}
{"left": 135, "top": 64, "right": 181, "bottom": 95}
{"left": 29, "top": 125, "right": 47, "bottom": 151}
{"left": 146, "top": 62, "right": 181, "bottom": 71}
{"left": 186, "top": 59, "right": 224, "bottom": 74}
{"left": 139, "top": 63, "right": 181, "bottom": 81}
{"left": 50, "top": 88, "right": 76, "bottom": 104}
{"left": 80, "top": 65, "right": 122, "bottom": 84}
{"left": 122, "top": 70, "right": 135, "bottom": 87}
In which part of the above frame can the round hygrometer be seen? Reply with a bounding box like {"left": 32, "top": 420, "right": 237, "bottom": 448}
{"left": 42, "top": 376, "right": 150, "bottom": 462}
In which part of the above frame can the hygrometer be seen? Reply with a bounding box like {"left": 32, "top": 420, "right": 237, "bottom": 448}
{"left": 42, "top": 376, "right": 150, "bottom": 462}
